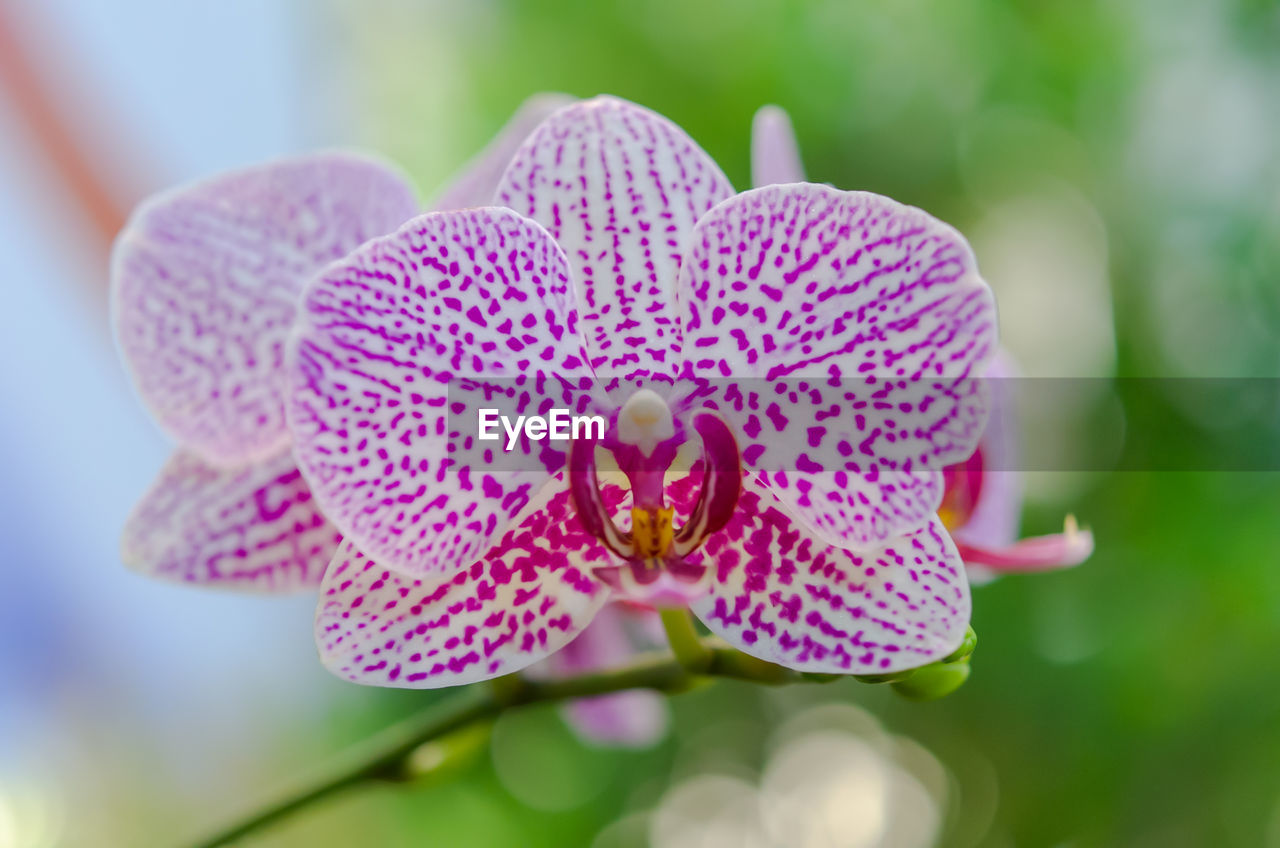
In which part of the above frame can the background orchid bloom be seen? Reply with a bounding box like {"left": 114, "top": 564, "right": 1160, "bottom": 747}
{"left": 940, "top": 352, "right": 1095, "bottom": 580}
{"left": 750, "top": 105, "right": 1093, "bottom": 581}
{"left": 113, "top": 95, "right": 572, "bottom": 590}
{"left": 292, "top": 96, "right": 997, "bottom": 688}
{"left": 750, "top": 104, "right": 807, "bottom": 188}
{"left": 539, "top": 603, "right": 669, "bottom": 747}
{"left": 112, "top": 153, "right": 416, "bottom": 590}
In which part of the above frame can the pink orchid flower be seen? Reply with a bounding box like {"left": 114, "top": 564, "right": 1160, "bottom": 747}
{"left": 113, "top": 95, "right": 571, "bottom": 590}
{"left": 753, "top": 105, "right": 1092, "bottom": 580}
{"left": 292, "top": 96, "right": 998, "bottom": 688}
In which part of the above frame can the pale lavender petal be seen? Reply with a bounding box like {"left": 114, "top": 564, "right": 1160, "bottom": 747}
{"left": 112, "top": 154, "right": 419, "bottom": 466}
{"left": 952, "top": 469, "right": 1022, "bottom": 553}
{"left": 314, "top": 477, "right": 612, "bottom": 688}
{"left": 496, "top": 95, "right": 733, "bottom": 389}
{"left": 563, "top": 689, "right": 668, "bottom": 748}
{"left": 751, "top": 105, "right": 806, "bottom": 187}
{"left": 548, "top": 604, "right": 668, "bottom": 747}
{"left": 121, "top": 449, "right": 341, "bottom": 591}
{"left": 950, "top": 350, "right": 1022, "bottom": 549}
{"left": 678, "top": 184, "right": 997, "bottom": 548}
{"left": 432, "top": 93, "right": 577, "bottom": 211}
{"left": 689, "top": 478, "right": 970, "bottom": 674}
{"left": 945, "top": 352, "right": 1093, "bottom": 579}
{"left": 288, "top": 207, "right": 595, "bottom": 577}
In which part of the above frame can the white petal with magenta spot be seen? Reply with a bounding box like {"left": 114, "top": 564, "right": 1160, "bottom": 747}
{"left": 678, "top": 183, "right": 997, "bottom": 548}
{"left": 497, "top": 96, "right": 734, "bottom": 390}
{"left": 314, "top": 476, "right": 614, "bottom": 688}
{"left": 288, "top": 207, "right": 595, "bottom": 577}
{"left": 690, "top": 478, "right": 970, "bottom": 674}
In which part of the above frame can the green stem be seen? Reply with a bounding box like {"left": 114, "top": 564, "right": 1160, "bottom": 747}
{"left": 658, "top": 607, "right": 714, "bottom": 673}
{"left": 187, "top": 686, "right": 499, "bottom": 848}
{"left": 524, "top": 649, "right": 694, "bottom": 700}
{"left": 186, "top": 654, "right": 694, "bottom": 848}
{"left": 707, "top": 646, "right": 804, "bottom": 685}
{"left": 184, "top": 633, "right": 962, "bottom": 847}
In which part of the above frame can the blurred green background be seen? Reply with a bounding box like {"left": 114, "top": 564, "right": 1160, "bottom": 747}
{"left": 2, "top": 0, "right": 1278, "bottom": 845}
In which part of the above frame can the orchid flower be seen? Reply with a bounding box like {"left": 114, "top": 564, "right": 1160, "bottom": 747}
{"left": 752, "top": 105, "right": 1092, "bottom": 580}
{"left": 113, "top": 95, "right": 571, "bottom": 590}
{"left": 292, "top": 96, "right": 997, "bottom": 688}
{"left": 937, "top": 352, "right": 1094, "bottom": 580}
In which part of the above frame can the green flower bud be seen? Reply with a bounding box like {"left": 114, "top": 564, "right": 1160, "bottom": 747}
{"left": 943, "top": 627, "right": 978, "bottom": 664}
{"left": 890, "top": 660, "right": 971, "bottom": 701}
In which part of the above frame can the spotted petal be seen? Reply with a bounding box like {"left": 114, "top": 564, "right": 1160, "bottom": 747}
{"left": 678, "top": 184, "right": 997, "bottom": 548}
{"left": 289, "top": 207, "right": 597, "bottom": 576}
{"left": 121, "top": 449, "right": 341, "bottom": 591}
{"left": 751, "top": 105, "right": 806, "bottom": 187}
{"left": 315, "top": 479, "right": 612, "bottom": 688}
{"left": 112, "top": 153, "right": 419, "bottom": 466}
{"left": 496, "top": 95, "right": 733, "bottom": 390}
{"left": 689, "top": 478, "right": 970, "bottom": 674}
{"left": 432, "top": 93, "right": 576, "bottom": 210}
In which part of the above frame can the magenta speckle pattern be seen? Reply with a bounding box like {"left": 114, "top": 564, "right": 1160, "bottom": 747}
{"left": 688, "top": 478, "right": 969, "bottom": 673}
{"left": 288, "top": 207, "right": 596, "bottom": 577}
{"left": 121, "top": 449, "right": 341, "bottom": 590}
{"left": 315, "top": 476, "right": 616, "bottom": 687}
{"left": 292, "top": 100, "right": 996, "bottom": 682}
{"left": 678, "top": 184, "right": 996, "bottom": 547}
{"left": 496, "top": 96, "right": 733, "bottom": 389}
{"left": 111, "top": 153, "right": 418, "bottom": 466}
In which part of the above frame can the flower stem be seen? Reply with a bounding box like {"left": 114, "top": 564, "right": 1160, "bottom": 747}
{"left": 184, "top": 653, "right": 693, "bottom": 848}
{"left": 658, "top": 607, "right": 714, "bottom": 673}
{"left": 183, "top": 632, "right": 969, "bottom": 847}
{"left": 706, "top": 646, "right": 805, "bottom": 685}
{"left": 186, "top": 685, "right": 499, "bottom": 848}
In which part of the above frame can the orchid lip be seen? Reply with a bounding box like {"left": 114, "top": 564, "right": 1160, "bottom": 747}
{"left": 593, "top": 560, "right": 712, "bottom": 607}
{"left": 568, "top": 397, "right": 743, "bottom": 600}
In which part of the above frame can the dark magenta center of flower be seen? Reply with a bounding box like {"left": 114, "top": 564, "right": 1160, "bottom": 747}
{"left": 567, "top": 392, "right": 741, "bottom": 602}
